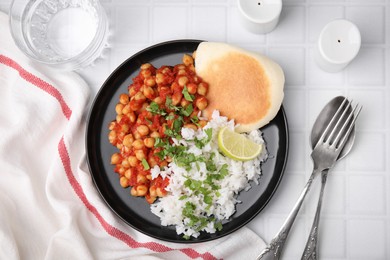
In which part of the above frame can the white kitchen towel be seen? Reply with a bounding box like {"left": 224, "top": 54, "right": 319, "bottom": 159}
{"left": 0, "top": 11, "right": 266, "bottom": 260}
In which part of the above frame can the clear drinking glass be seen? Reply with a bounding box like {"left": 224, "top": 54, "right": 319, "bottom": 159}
{"left": 9, "top": 0, "right": 108, "bottom": 71}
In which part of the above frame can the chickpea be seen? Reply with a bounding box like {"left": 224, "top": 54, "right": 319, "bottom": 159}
{"left": 156, "top": 187, "right": 165, "bottom": 197}
{"left": 186, "top": 83, "right": 197, "bottom": 95}
{"left": 143, "top": 86, "right": 154, "bottom": 99}
{"left": 133, "top": 131, "right": 142, "bottom": 140}
{"left": 153, "top": 96, "right": 163, "bottom": 105}
{"left": 119, "top": 93, "right": 129, "bottom": 105}
{"left": 145, "top": 77, "right": 156, "bottom": 87}
{"left": 134, "top": 92, "right": 146, "bottom": 102}
{"left": 181, "top": 98, "right": 190, "bottom": 108}
{"left": 116, "top": 114, "right": 123, "bottom": 123}
{"left": 195, "top": 96, "right": 208, "bottom": 110}
{"left": 129, "top": 87, "right": 137, "bottom": 97}
{"left": 199, "top": 120, "right": 208, "bottom": 128}
{"left": 172, "top": 91, "right": 183, "bottom": 106}
{"left": 110, "top": 153, "right": 121, "bottom": 164}
{"left": 156, "top": 73, "right": 164, "bottom": 84}
{"left": 136, "top": 174, "right": 147, "bottom": 184}
{"left": 149, "top": 186, "right": 157, "bottom": 197}
{"left": 135, "top": 149, "right": 146, "bottom": 161}
{"left": 108, "top": 130, "right": 117, "bottom": 144}
{"left": 130, "top": 187, "right": 138, "bottom": 196}
{"left": 128, "top": 111, "right": 136, "bottom": 123}
{"left": 132, "top": 139, "right": 144, "bottom": 149}
{"left": 141, "top": 69, "right": 152, "bottom": 78}
{"left": 141, "top": 63, "right": 152, "bottom": 70}
{"left": 150, "top": 131, "right": 160, "bottom": 139}
{"left": 128, "top": 156, "right": 138, "bottom": 167}
{"left": 137, "top": 124, "right": 149, "bottom": 136}
{"left": 146, "top": 174, "right": 152, "bottom": 180}
{"left": 197, "top": 82, "right": 208, "bottom": 96}
{"left": 160, "top": 160, "right": 168, "bottom": 167}
{"left": 108, "top": 121, "right": 116, "bottom": 131}
{"left": 182, "top": 54, "right": 194, "bottom": 66}
{"left": 144, "top": 137, "right": 155, "bottom": 148}
{"left": 121, "top": 158, "right": 130, "bottom": 168}
{"left": 122, "top": 134, "right": 134, "bottom": 147}
{"left": 120, "top": 176, "right": 129, "bottom": 188}
{"left": 162, "top": 67, "right": 171, "bottom": 74}
{"left": 115, "top": 103, "right": 124, "bottom": 115}
{"left": 140, "top": 102, "right": 149, "bottom": 111}
{"left": 184, "top": 123, "right": 197, "bottom": 131}
{"left": 177, "top": 69, "right": 186, "bottom": 76}
{"left": 192, "top": 50, "right": 196, "bottom": 59}
{"left": 178, "top": 76, "right": 189, "bottom": 87}
{"left": 136, "top": 185, "right": 148, "bottom": 196}
{"left": 129, "top": 100, "right": 142, "bottom": 111}
{"left": 146, "top": 195, "right": 156, "bottom": 204}
{"left": 121, "top": 123, "right": 129, "bottom": 133}
{"left": 118, "top": 166, "right": 125, "bottom": 175}
{"left": 148, "top": 157, "right": 158, "bottom": 168}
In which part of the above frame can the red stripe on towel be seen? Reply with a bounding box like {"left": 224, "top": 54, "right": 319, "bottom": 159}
{"left": 0, "top": 55, "right": 218, "bottom": 260}
{"left": 0, "top": 55, "right": 72, "bottom": 120}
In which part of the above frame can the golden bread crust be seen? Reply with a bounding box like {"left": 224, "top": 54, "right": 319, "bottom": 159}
{"left": 195, "top": 42, "right": 284, "bottom": 132}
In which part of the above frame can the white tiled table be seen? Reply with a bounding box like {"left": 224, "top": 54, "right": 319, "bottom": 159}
{"left": 2, "top": 0, "right": 389, "bottom": 259}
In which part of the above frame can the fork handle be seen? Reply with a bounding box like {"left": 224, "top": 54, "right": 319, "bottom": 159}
{"left": 301, "top": 170, "right": 329, "bottom": 260}
{"left": 257, "top": 168, "right": 322, "bottom": 260}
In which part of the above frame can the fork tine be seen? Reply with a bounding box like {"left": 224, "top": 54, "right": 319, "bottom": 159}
{"left": 317, "top": 97, "right": 349, "bottom": 144}
{"left": 335, "top": 103, "right": 362, "bottom": 149}
{"left": 326, "top": 98, "right": 352, "bottom": 143}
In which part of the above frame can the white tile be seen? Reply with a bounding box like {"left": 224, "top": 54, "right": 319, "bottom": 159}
{"left": 349, "top": 89, "right": 386, "bottom": 130}
{"left": 346, "top": 6, "right": 385, "bottom": 44}
{"left": 320, "top": 218, "right": 346, "bottom": 258}
{"left": 283, "top": 89, "right": 307, "bottom": 130}
{"left": 152, "top": 6, "right": 188, "bottom": 42}
{"left": 114, "top": 6, "right": 149, "bottom": 43}
{"left": 347, "top": 48, "right": 385, "bottom": 86}
{"left": 347, "top": 132, "right": 386, "bottom": 172}
{"left": 308, "top": 47, "right": 345, "bottom": 86}
{"left": 320, "top": 174, "right": 346, "bottom": 215}
{"left": 191, "top": 6, "right": 227, "bottom": 41}
{"left": 267, "top": 6, "right": 306, "bottom": 44}
{"left": 268, "top": 48, "right": 305, "bottom": 86}
{"left": 308, "top": 6, "right": 345, "bottom": 43}
{"left": 348, "top": 219, "right": 387, "bottom": 259}
{"left": 348, "top": 175, "right": 386, "bottom": 215}
{"left": 227, "top": 6, "right": 266, "bottom": 44}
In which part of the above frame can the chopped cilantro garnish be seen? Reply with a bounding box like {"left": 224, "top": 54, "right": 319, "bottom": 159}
{"left": 146, "top": 101, "right": 167, "bottom": 116}
{"left": 141, "top": 158, "right": 150, "bottom": 170}
{"left": 182, "top": 86, "right": 195, "bottom": 102}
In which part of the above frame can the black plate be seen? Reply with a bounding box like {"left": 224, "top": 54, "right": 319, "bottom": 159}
{"left": 86, "top": 40, "right": 289, "bottom": 243}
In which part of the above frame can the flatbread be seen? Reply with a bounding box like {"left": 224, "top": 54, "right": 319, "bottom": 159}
{"left": 195, "top": 42, "right": 285, "bottom": 132}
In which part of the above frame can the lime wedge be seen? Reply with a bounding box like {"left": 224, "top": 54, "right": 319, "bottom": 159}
{"left": 217, "top": 127, "right": 262, "bottom": 161}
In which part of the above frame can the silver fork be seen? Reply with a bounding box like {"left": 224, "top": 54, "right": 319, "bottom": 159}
{"left": 302, "top": 99, "right": 362, "bottom": 260}
{"left": 257, "top": 97, "right": 362, "bottom": 260}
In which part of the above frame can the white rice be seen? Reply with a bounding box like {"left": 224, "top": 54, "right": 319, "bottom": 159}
{"left": 150, "top": 110, "right": 268, "bottom": 238}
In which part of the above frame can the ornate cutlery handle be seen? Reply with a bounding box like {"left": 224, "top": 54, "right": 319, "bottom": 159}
{"left": 257, "top": 168, "right": 322, "bottom": 260}
{"left": 301, "top": 170, "right": 329, "bottom": 260}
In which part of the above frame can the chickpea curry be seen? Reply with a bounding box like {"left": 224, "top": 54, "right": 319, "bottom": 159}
{"left": 108, "top": 53, "right": 209, "bottom": 204}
